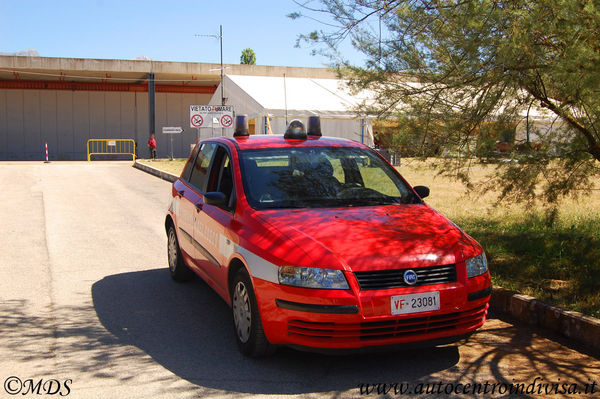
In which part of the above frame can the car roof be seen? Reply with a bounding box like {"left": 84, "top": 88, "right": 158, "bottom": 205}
{"left": 211, "top": 135, "right": 366, "bottom": 151}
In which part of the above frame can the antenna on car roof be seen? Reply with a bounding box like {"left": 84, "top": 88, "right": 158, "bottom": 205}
{"left": 233, "top": 115, "right": 250, "bottom": 137}
{"left": 283, "top": 73, "right": 288, "bottom": 125}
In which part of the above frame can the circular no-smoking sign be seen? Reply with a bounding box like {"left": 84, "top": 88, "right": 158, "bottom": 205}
{"left": 191, "top": 114, "right": 204, "bottom": 127}
{"left": 221, "top": 114, "right": 233, "bottom": 128}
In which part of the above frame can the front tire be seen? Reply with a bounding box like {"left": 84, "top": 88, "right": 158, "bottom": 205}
{"left": 167, "top": 225, "right": 194, "bottom": 282}
{"left": 231, "top": 269, "right": 275, "bottom": 357}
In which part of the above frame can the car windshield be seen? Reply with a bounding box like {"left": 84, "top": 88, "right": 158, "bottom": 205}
{"left": 239, "top": 146, "right": 419, "bottom": 210}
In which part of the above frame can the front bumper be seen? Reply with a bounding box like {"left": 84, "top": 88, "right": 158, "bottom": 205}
{"left": 252, "top": 271, "right": 491, "bottom": 349}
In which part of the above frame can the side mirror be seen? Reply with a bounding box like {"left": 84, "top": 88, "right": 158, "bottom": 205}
{"left": 204, "top": 192, "right": 227, "bottom": 207}
{"left": 413, "top": 185, "right": 430, "bottom": 199}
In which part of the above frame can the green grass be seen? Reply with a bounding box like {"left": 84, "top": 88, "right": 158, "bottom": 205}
{"left": 456, "top": 213, "right": 600, "bottom": 318}
{"left": 140, "top": 157, "right": 600, "bottom": 318}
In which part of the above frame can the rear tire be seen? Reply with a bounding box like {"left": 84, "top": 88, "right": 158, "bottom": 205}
{"left": 231, "top": 269, "right": 275, "bottom": 357}
{"left": 167, "top": 225, "right": 194, "bottom": 282}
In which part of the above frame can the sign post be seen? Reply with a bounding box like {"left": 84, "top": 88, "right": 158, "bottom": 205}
{"left": 162, "top": 126, "right": 184, "bottom": 160}
{"left": 190, "top": 105, "right": 234, "bottom": 138}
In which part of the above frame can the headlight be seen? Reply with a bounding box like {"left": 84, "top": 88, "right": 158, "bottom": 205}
{"left": 278, "top": 266, "right": 349, "bottom": 289}
{"left": 466, "top": 252, "right": 488, "bottom": 278}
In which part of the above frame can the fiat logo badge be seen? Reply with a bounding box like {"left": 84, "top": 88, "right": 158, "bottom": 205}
{"left": 403, "top": 270, "right": 418, "bottom": 285}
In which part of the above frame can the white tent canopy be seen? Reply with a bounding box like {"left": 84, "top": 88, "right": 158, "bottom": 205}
{"left": 208, "top": 75, "right": 374, "bottom": 146}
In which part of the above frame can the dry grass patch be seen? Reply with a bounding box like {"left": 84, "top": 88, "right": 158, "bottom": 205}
{"left": 137, "top": 159, "right": 187, "bottom": 176}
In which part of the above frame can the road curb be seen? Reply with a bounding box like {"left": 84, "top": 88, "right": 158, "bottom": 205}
{"left": 133, "top": 161, "right": 178, "bottom": 183}
{"left": 490, "top": 287, "right": 600, "bottom": 353}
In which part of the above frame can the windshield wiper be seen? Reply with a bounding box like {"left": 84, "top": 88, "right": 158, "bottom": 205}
{"left": 259, "top": 200, "right": 313, "bottom": 209}
{"left": 261, "top": 204, "right": 305, "bottom": 209}
{"left": 340, "top": 197, "right": 402, "bottom": 207}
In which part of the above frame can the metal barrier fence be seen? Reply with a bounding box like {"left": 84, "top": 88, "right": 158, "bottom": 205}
{"left": 87, "top": 139, "right": 136, "bottom": 161}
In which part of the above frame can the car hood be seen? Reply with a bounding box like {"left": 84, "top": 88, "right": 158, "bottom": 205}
{"left": 256, "top": 204, "right": 481, "bottom": 272}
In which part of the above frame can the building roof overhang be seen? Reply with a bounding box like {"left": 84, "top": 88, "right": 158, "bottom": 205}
{"left": 0, "top": 56, "right": 337, "bottom": 89}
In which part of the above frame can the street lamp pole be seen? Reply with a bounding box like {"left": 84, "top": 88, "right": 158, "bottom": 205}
{"left": 195, "top": 24, "right": 225, "bottom": 105}
{"left": 219, "top": 25, "right": 224, "bottom": 105}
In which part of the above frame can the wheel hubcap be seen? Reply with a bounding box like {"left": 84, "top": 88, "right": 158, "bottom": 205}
{"left": 232, "top": 281, "right": 251, "bottom": 343}
{"left": 168, "top": 229, "right": 178, "bottom": 272}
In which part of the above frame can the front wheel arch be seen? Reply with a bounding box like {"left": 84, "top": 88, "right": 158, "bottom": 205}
{"left": 227, "top": 257, "right": 249, "bottom": 304}
{"left": 230, "top": 267, "right": 275, "bottom": 357}
{"left": 165, "top": 214, "right": 175, "bottom": 234}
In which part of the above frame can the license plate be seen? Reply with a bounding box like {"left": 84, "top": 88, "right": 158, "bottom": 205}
{"left": 391, "top": 291, "right": 440, "bottom": 315}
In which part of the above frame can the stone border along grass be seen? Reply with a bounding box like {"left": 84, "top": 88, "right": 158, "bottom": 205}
{"left": 134, "top": 160, "right": 178, "bottom": 183}
{"left": 491, "top": 288, "right": 600, "bottom": 353}
{"left": 133, "top": 160, "right": 600, "bottom": 355}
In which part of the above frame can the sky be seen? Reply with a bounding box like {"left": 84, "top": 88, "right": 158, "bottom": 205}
{"left": 0, "top": 0, "right": 365, "bottom": 68}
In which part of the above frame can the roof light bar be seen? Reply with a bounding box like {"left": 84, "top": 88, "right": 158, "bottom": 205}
{"left": 234, "top": 115, "right": 250, "bottom": 137}
{"left": 307, "top": 116, "right": 322, "bottom": 137}
{"left": 284, "top": 119, "right": 307, "bottom": 140}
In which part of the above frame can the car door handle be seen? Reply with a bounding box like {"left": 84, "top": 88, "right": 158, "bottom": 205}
{"left": 195, "top": 203, "right": 203, "bottom": 211}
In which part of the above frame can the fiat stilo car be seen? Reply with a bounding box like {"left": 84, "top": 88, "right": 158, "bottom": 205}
{"left": 164, "top": 117, "right": 491, "bottom": 357}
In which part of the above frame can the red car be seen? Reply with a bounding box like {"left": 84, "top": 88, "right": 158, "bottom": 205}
{"left": 165, "top": 117, "right": 491, "bottom": 357}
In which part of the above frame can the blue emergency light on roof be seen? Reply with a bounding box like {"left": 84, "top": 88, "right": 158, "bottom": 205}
{"left": 284, "top": 119, "right": 307, "bottom": 140}
{"left": 307, "top": 116, "right": 322, "bottom": 137}
{"left": 233, "top": 115, "right": 250, "bottom": 137}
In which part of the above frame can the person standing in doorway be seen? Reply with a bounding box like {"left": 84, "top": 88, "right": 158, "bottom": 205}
{"left": 148, "top": 134, "right": 157, "bottom": 160}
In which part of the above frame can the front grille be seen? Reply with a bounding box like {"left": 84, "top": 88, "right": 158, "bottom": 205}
{"left": 287, "top": 304, "right": 487, "bottom": 342}
{"left": 354, "top": 264, "right": 457, "bottom": 290}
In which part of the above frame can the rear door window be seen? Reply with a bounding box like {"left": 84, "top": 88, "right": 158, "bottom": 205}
{"left": 181, "top": 143, "right": 200, "bottom": 182}
{"left": 188, "top": 143, "right": 216, "bottom": 192}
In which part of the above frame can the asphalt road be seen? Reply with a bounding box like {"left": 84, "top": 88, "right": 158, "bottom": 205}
{"left": 0, "top": 162, "right": 598, "bottom": 399}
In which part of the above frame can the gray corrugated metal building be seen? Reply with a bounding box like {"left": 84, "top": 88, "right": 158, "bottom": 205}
{"left": 0, "top": 56, "right": 334, "bottom": 160}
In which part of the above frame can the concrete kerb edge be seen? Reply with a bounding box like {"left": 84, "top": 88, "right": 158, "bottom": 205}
{"left": 129, "top": 160, "right": 600, "bottom": 354}
{"left": 491, "top": 287, "right": 600, "bottom": 353}
{"left": 133, "top": 160, "right": 178, "bottom": 183}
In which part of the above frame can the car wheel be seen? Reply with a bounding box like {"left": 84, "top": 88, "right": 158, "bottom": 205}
{"left": 231, "top": 269, "right": 275, "bottom": 357}
{"left": 167, "top": 225, "right": 194, "bottom": 282}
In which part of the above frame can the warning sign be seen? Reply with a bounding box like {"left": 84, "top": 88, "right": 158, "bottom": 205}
{"left": 191, "top": 114, "right": 204, "bottom": 127}
{"left": 221, "top": 114, "right": 233, "bottom": 127}
{"left": 190, "top": 105, "right": 234, "bottom": 129}
{"left": 191, "top": 105, "right": 233, "bottom": 113}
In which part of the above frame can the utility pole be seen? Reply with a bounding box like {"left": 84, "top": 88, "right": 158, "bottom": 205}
{"left": 219, "top": 25, "right": 224, "bottom": 105}
{"left": 195, "top": 25, "right": 225, "bottom": 105}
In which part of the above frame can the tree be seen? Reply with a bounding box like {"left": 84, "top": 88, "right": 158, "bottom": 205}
{"left": 290, "top": 0, "right": 600, "bottom": 203}
{"left": 240, "top": 48, "right": 256, "bottom": 65}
